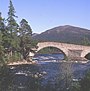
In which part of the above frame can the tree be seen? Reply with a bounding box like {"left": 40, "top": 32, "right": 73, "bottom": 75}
{"left": 0, "top": 12, "right": 5, "bottom": 32}
{"left": 7, "top": 0, "right": 18, "bottom": 35}
{"left": 82, "top": 37, "right": 90, "bottom": 46}
{"left": 19, "top": 19, "right": 32, "bottom": 36}
{"left": 0, "top": 0, "right": 38, "bottom": 63}
{"left": 6, "top": 0, "right": 20, "bottom": 61}
{"left": 0, "top": 12, "right": 7, "bottom": 65}
{"left": 7, "top": 0, "right": 19, "bottom": 39}
{"left": 19, "top": 19, "right": 37, "bottom": 60}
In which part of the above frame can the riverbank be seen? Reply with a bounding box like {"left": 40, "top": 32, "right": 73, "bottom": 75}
{"left": 7, "top": 59, "right": 89, "bottom": 66}
{"left": 7, "top": 61, "right": 37, "bottom": 66}
{"left": 69, "top": 57, "right": 89, "bottom": 63}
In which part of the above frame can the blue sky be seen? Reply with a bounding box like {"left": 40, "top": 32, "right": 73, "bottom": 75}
{"left": 0, "top": 0, "right": 90, "bottom": 33}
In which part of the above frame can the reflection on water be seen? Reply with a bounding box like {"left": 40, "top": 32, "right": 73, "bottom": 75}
{"left": 0, "top": 53, "right": 90, "bottom": 91}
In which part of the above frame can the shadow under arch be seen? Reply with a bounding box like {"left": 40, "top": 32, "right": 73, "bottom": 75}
{"left": 34, "top": 46, "right": 67, "bottom": 60}
{"left": 85, "top": 53, "right": 90, "bottom": 60}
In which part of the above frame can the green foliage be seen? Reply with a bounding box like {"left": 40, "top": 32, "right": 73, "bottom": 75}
{"left": 82, "top": 37, "right": 90, "bottom": 46}
{"left": 0, "top": 0, "right": 38, "bottom": 65}
{"left": 0, "top": 13, "right": 8, "bottom": 65}
{"left": 7, "top": 0, "right": 18, "bottom": 37}
{"left": 8, "top": 52, "right": 21, "bottom": 63}
{"left": 7, "top": 0, "right": 19, "bottom": 49}
{"left": 19, "top": 19, "right": 32, "bottom": 36}
{"left": 19, "top": 19, "right": 37, "bottom": 59}
{"left": 0, "top": 0, "right": 20, "bottom": 64}
{"left": 38, "top": 47, "right": 61, "bottom": 54}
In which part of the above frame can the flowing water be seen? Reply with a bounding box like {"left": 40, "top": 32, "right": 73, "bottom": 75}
{"left": 1, "top": 53, "right": 90, "bottom": 91}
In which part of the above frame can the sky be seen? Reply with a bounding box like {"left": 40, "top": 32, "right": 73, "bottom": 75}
{"left": 0, "top": 0, "right": 90, "bottom": 33}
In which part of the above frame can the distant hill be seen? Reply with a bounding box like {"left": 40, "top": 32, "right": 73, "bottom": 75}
{"left": 32, "top": 33, "right": 38, "bottom": 37}
{"left": 33, "top": 25, "right": 90, "bottom": 45}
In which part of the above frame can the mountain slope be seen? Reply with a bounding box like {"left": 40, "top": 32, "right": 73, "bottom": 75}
{"left": 33, "top": 25, "right": 90, "bottom": 45}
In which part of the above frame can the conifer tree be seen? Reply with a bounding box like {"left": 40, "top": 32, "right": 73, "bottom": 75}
{"left": 19, "top": 19, "right": 36, "bottom": 60}
{"left": 7, "top": 0, "right": 18, "bottom": 35}
{"left": 7, "top": 0, "right": 19, "bottom": 58}
{"left": 0, "top": 0, "right": 38, "bottom": 62}
{"left": 0, "top": 12, "right": 7, "bottom": 64}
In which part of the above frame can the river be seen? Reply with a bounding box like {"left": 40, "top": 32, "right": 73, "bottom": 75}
{"left": 1, "top": 53, "right": 90, "bottom": 91}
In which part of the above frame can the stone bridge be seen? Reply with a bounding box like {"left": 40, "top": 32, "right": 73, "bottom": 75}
{"left": 35, "top": 42, "right": 90, "bottom": 58}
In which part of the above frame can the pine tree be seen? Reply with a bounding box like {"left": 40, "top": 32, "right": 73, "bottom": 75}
{"left": 7, "top": 0, "right": 18, "bottom": 35}
{"left": 0, "top": 0, "right": 38, "bottom": 62}
{"left": 7, "top": 0, "right": 19, "bottom": 39}
{"left": 19, "top": 19, "right": 32, "bottom": 36}
{"left": 19, "top": 19, "right": 37, "bottom": 60}
{"left": 0, "top": 12, "right": 5, "bottom": 32}
{"left": 0, "top": 12, "right": 7, "bottom": 65}
{"left": 6, "top": 0, "right": 20, "bottom": 61}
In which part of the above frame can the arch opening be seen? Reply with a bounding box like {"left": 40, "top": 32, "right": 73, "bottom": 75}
{"left": 85, "top": 53, "right": 90, "bottom": 60}
{"left": 33, "top": 46, "right": 66, "bottom": 61}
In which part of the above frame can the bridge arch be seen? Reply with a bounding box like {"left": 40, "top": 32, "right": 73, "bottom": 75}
{"left": 36, "top": 46, "right": 66, "bottom": 57}
{"left": 81, "top": 50, "right": 90, "bottom": 58}
{"left": 85, "top": 53, "right": 90, "bottom": 60}
{"left": 36, "top": 42, "right": 68, "bottom": 57}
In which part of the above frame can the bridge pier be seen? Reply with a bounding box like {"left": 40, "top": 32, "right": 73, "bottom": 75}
{"left": 67, "top": 49, "right": 82, "bottom": 58}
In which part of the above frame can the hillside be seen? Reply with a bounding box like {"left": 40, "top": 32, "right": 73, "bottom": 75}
{"left": 33, "top": 25, "right": 90, "bottom": 45}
